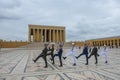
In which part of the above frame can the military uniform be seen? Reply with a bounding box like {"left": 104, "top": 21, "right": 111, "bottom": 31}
{"left": 88, "top": 46, "right": 98, "bottom": 64}
{"left": 33, "top": 44, "right": 48, "bottom": 68}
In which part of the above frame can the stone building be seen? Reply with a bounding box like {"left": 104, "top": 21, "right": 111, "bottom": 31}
{"left": 28, "top": 24, "right": 66, "bottom": 43}
{"left": 85, "top": 36, "right": 120, "bottom": 48}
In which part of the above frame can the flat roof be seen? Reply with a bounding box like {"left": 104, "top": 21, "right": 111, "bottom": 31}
{"left": 87, "top": 36, "right": 120, "bottom": 41}
{"left": 28, "top": 24, "right": 65, "bottom": 29}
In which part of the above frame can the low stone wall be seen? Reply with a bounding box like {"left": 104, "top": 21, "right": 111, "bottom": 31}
{"left": 0, "top": 41, "right": 30, "bottom": 48}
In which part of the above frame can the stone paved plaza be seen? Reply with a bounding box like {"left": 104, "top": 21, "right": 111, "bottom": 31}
{"left": 0, "top": 47, "right": 120, "bottom": 80}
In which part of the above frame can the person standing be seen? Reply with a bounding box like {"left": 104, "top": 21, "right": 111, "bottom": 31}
{"left": 63, "top": 43, "right": 77, "bottom": 66}
{"left": 88, "top": 45, "right": 98, "bottom": 64}
{"left": 76, "top": 44, "right": 89, "bottom": 65}
{"left": 52, "top": 44, "right": 63, "bottom": 67}
{"left": 33, "top": 44, "right": 48, "bottom": 68}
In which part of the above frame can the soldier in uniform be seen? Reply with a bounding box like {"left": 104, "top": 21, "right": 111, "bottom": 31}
{"left": 99, "top": 45, "right": 108, "bottom": 63}
{"left": 63, "top": 43, "right": 77, "bottom": 66}
{"left": 52, "top": 44, "right": 63, "bottom": 67}
{"left": 33, "top": 44, "right": 48, "bottom": 68}
{"left": 88, "top": 45, "right": 99, "bottom": 64}
{"left": 76, "top": 44, "right": 89, "bottom": 65}
{"left": 48, "top": 44, "right": 55, "bottom": 60}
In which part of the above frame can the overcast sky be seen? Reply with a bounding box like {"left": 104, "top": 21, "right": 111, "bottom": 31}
{"left": 0, "top": 0, "right": 120, "bottom": 42}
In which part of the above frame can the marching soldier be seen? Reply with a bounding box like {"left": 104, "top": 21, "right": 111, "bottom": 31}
{"left": 33, "top": 44, "right": 48, "bottom": 68}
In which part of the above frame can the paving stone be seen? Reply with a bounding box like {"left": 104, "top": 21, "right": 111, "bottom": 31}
{"left": 0, "top": 48, "right": 120, "bottom": 80}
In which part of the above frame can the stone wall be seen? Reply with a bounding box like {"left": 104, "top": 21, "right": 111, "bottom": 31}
{"left": 0, "top": 41, "right": 29, "bottom": 48}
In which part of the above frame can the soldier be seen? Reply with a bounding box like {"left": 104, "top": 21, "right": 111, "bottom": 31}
{"left": 99, "top": 45, "right": 108, "bottom": 63}
{"left": 33, "top": 44, "right": 48, "bottom": 68}
{"left": 48, "top": 44, "right": 55, "bottom": 60}
{"left": 63, "top": 43, "right": 77, "bottom": 66}
{"left": 88, "top": 45, "right": 99, "bottom": 64}
{"left": 52, "top": 44, "right": 63, "bottom": 67}
{"left": 76, "top": 44, "right": 89, "bottom": 65}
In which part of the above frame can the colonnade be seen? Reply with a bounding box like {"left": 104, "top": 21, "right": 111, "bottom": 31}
{"left": 86, "top": 37, "right": 120, "bottom": 48}
{"left": 28, "top": 25, "right": 66, "bottom": 42}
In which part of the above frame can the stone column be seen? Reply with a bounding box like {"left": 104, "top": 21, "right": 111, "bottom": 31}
{"left": 110, "top": 40, "right": 112, "bottom": 46}
{"left": 103, "top": 41, "right": 105, "bottom": 45}
{"left": 33, "top": 29, "right": 36, "bottom": 42}
{"left": 62, "top": 30, "right": 64, "bottom": 42}
{"left": 53, "top": 30, "right": 55, "bottom": 42}
{"left": 96, "top": 41, "right": 97, "bottom": 45}
{"left": 37, "top": 29, "right": 39, "bottom": 42}
{"left": 41, "top": 29, "right": 43, "bottom": 42}
{"left": 51, "top": 30, "right": 53, "bottom": 42}
{"left": 44, "top": 29, "right": 46, "bottom": 42}
{"left": 100, "top": 41, "right": 101, "bottom": 46}
{"left": 106, "top": 40, "right": 108, "bottom": 46}
{"left": 117, "top": 39, "right": 119, "bottom": 48}
{"left": 57, "top": 30, "right": 58, "bottom": 42}
{"left": 56, "top": 30, "right": 57, "bottom": 42}
{"left": 35, "top": 29, "right": 37, "bottom": 42}
{"left": 96, "top": 41, "right": 98, "bottom": 45}
{"left": 108, "top": 40, "right": 110, "bottom": 46}
{"left": 63, "top": 30, "right": 65, "bottom": 42}
{"left": 102, "top": 41, "right": 104, "bottom": 46}
{"left": 61, "top": 30, "right": 63, "bottom": 42}
{"left": 49, "top": 29, "right": 51, "bottom": 42}
{"left": 113, "top": 40, "right": 115, "bottom": 46}
{"left": 97, "top": 41, "right": 99, "bottom": 46}
{"left": 39, "top": 29, "right": 41, "bottom": 42}
{"left": 64, "top": 30, "right": 66, "bottom": 42}
{"left": 99, "top": 41, "right": 100, "bottom": 46}
{"left": 58, "top": 30, "right": 60, "bottom": 42}
{"left": 98, "top": 41, "right": 100, "bottom": 46}
{"left": 28, "top": 28, "right": 31, "bottom": 42}
{"left": 60, "top": 30, "right": 62, "bottom": 41}
{"left": 118, "top": 40, "right": 120, "bottom": 47}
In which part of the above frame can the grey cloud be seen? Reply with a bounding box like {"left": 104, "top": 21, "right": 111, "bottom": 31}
{"left": 1, "top": 0, "right": 120, "bottom": 41}
{"left": 0, "top": 15, "right": 21, "bottom": 20}
{"left": 1, "top": 33, "right": 27, "bottom": 41}
{"left": 0, "top": 0, "right": 21, "bottom": 9}
{"left": 0, "top": 0, "right": 22, "bottom": 21}
{"left": 67, "top": 15, "right": 120, "bottom": 41}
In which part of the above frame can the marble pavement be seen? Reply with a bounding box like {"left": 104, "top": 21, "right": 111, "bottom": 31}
{"left": 0, "top": 47, "right": 120, "bottom": 80}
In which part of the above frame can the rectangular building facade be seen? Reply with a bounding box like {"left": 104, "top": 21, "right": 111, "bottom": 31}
{"left": 28, "top": 24, "right": 66, "bottom": 42}
{"left": 85, "top": 36, "right": 120, "bottom": 48}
